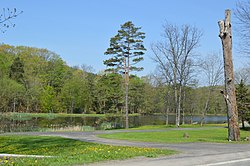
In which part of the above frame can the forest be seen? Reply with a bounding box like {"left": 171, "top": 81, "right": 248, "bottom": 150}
{"left": 0, "top": 44, "right": 227, "bottom": 116}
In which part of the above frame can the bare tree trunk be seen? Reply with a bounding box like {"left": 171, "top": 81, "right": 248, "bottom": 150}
{"left": 175, "top": 85, "right": 179, "bottom": 127}
{"left": 218, "top": 9, "right": 240, "bottom": 141}
{"left": 242, "top": 116, "right": 245, "bottom": 129}
{"left": 201, "top": 89, "right": 211, "bottom": 126}
{"left": 182, "top": 90, "right": 186, "bottom": 125}
{"left": 165, "top": 86, "right": 171, "bottom": 126}
{"left": 71, "top": 100, "right": 74, "bottom": 114}
{"left": 177, "top": 86, "right": 182, "bottom": 127}
{"left": 190, "top": 108, "right": 194, "bottom": 124}
{"left": 13, "top": 98, "right": 16, "bottom": 112}
{"left": 174, "top": 67, "right": 179, "bottom": 127}
{"left": 201, "top": 99, "right": 209, "bottom": 126}
{"left": 166, "top": 108, "right": 169, "bottom": 125}
{"left": 125, "top": 80, "right": 129, "bottom": 129}
{"left": 124, "top": 54, "right": 130, "bottom": 129}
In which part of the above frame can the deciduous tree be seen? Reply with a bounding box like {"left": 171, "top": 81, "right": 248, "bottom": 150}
{"left": 235, "top": 0, "right": 250, "bottom": 55}
{"left": 200, "top": 52, "right": 223, "bottom": 126}
{"left": 152, "top": 22, "right": 202, "bottom": 127}
{"left": 94, "top": 73, "right": 123, "bottom": 114}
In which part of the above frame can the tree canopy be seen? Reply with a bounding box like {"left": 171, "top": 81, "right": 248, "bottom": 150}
{"left": 0, "top": 44, "right": 229, "bottom": 126}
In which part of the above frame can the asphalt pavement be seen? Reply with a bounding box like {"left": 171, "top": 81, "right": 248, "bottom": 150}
{"left": 3, "top": 128, "right": 250, "bottom": 166}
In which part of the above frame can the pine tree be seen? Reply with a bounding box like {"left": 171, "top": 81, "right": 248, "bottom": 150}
{"left": 9, "top": 57, "right": 25, "bottom": 84}
{"left": 104, "top": 21, "right": 146, "bottom": 128}
{"left": 236, "top": 79, "right": 250, "bottom": 129}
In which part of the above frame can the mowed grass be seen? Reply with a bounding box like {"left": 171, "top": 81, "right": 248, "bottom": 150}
{"left": 0, "top": 135, "right": 176, "bottom": 166}
{"left": 99, "top": 127, "right": 250, "bottom": 143}
{"left": 129, "top": 124, "right": 228, "bottom": 130}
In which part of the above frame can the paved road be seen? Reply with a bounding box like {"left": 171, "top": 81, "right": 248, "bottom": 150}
{"left": 3, "top": 129, "right": 250, "bottom": 166}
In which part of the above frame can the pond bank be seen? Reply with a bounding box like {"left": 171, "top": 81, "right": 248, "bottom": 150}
{"left": 0, "top": 113, "right": 227, "bottom": 133}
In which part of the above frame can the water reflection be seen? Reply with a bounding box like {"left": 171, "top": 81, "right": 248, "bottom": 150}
{"left": 0, "top": 114, "right": 227, "bottom": 133}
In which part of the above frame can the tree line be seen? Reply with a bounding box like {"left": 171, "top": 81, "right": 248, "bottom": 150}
{"left": 0, "top": 44, "right": 229, "bottom": 117}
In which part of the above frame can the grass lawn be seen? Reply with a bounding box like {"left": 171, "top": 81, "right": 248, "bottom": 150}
{"left": 99, "top": 127, "right": 250, "bottom": 143}
{"left": 0, "top": 135, "right": 176, "bottom": 166}
{"left": 129, "top": 124, "right": 228, "bottom": 130}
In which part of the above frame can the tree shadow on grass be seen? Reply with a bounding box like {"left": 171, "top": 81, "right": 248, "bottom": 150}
{"left": 241, "top": 127, "right": 250, "bottom": 131}
{"left": 0, "top": 136, "right": 96, "bottom": 155}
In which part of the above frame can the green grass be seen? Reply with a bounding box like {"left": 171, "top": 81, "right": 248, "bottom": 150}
{"left": 1, "top": 112, "right": 140, "bottom": 120}
{"left": 99, "top": 128, "right": 250, "bottom": 143}
{"left": 129, "top": 124, "right": 227, "bottom": 130}
{"left": 0, "top": 135, "right": 176, "bottom": 166}
{"left": 129, "top": 125, "right": 174, "bottom": 130}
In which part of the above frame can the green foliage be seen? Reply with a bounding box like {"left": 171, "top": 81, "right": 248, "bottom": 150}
{"left": 104, "top": 21, "right": 146, "bottom": 73}
{"left": 0, "top": 77, "right": 25, "bottom": 112}
{"left": 103, "top": 21, "right": 146, "bottom": 128}
{"left": 40, "top": 85, "right": 60, "bottom": 113}
{"left": 193, "top": 86, "right": 226, "bottom": 115}
{"left": 2, "top": 112, "right": 139, "bottom": 120}
{"left": 236, "top": 80, "right": 250, "bottom": 125}
{"left": 129, "top": 75, "right": 146, "bottom": 113}
{"left": 100, "top": 122, "right": 113, "bottom": 130}
{"left": 61, "top": 69, "right": 89, "bottom": 114}
{"left": 94, "top": 73, "right": 123, "bottom": 114}
{"left": 0, "top": 45, "right": 15, "bottom": 78}
{"left": 9, "top": 56, "right": 25, "bottom": 84}
{"left": 0, "top": 44, "right": 231, "bottom": 119}
{"left": 0, "top": 135, "right": 175, "bottom": 165}
{"left": 44, "top": 56, "right": 68, "bottom": 94}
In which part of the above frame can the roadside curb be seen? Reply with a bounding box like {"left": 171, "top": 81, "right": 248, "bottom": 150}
{"left": 0, "top": 154, "right": 53, "bottom": 158}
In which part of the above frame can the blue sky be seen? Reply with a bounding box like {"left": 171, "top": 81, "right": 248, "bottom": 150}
{"left": 1, "top": 0, "right": 247, "bottom": 78}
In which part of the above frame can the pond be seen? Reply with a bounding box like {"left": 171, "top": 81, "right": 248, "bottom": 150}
{"left": 0, "top": 114, "right": 227, "bottom": 133}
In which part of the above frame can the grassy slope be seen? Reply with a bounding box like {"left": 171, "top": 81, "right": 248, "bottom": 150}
{"left": 0, "top": 135, "right": 175, "bottom": 166}
{"left": 99, "top": 127, "right": 250, "bottom": 143}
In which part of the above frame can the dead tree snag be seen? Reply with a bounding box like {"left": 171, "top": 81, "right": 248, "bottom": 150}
{"left": 218, "top": 9, "right": 240, "bottom": 141}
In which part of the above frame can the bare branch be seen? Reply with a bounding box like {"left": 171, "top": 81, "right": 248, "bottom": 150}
{"left": 234, "top": 1, "right": 250, "bottom": 55}
{"left": 151, "top": 22, "right": 202, "bottom": 127}
{"left": 200, "top": 52, "right": 224, "bottom": 87}
{"left": 0, "top": 8, "right": 23, "bottom": 33}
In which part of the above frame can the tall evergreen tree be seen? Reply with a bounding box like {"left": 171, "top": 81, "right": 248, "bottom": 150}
{"left": 104, "top": 21, "right": 146, "bottom": 128}
{"left": 236, "top": 79, "right": 250, "bottom": 129}
{"left": 9, "top": 57, "right": 25, "bottom": 84}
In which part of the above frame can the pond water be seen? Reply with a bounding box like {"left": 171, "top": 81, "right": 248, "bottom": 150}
{"left": 0, "top": 114, "right": 227, "bottom": 133}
